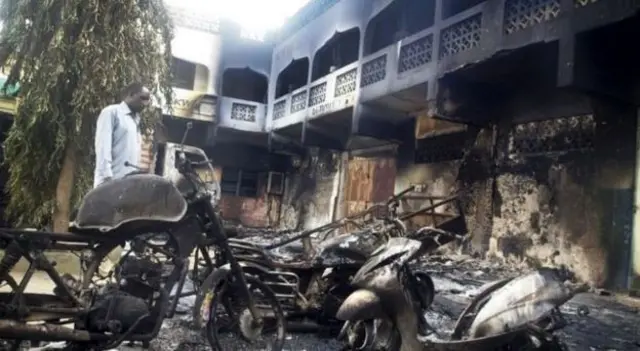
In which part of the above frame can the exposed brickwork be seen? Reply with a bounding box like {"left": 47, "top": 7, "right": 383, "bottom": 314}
{"left": 219, "top": 192, "right": 280, "bottom": 228}
{"left": 215, "top": 167, "right": 280, "bottom": 228}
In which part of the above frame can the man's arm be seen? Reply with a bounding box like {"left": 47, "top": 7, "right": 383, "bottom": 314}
{"left": 95, "top": 108, "right": 114, "bottom": 181}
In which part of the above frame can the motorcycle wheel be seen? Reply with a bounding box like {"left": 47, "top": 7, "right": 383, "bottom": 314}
{"left": 205, "top": 275, "right": 286, "bottom": 351}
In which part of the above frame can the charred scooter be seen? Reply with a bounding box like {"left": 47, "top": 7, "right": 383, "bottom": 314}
{"left": 336, "top": 229, "right": 584, "bottom": 350}
{"left": 192, "top": 186, "right": 423, "bottom": 336}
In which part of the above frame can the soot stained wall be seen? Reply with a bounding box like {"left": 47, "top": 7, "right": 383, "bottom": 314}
{"left": 279, "top": 148, "right": 343, "bottom": 230}
{"left": 396, "top": 89, "right": 636, "bottom": 287}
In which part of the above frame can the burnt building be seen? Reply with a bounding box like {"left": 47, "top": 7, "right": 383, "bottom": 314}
{"left": 158, "top": 5, "right": 289, "bottom": 228}
{"left": 165, "top": 1, "right": 640, "bottom": 291}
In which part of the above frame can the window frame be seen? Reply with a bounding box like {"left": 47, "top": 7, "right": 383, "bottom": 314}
{"left": 171, "top": 57, "right": 197, "bottom": 90}
{"left": 220, "top": 168, "right": 260, "bottom": 197}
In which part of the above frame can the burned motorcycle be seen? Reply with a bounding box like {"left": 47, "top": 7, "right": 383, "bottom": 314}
{"left": 192, "top": 186, "right": 464, "bottom": 336}
{"left": 0, "top": 123, "right": 286, "bottom": 350}
{"left": 336, "top": 231, "right": 584, "bottom": 350}
{"left": 193, "top": 209, "right": 402, "bottom": 336}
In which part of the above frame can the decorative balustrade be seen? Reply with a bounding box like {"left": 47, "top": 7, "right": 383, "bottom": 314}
{"left": 218, "top": 97, "right": 265, "bottom": 132}
{"left": 398, "top": 34, "right": 433, "bottom": 74}
{"left": 439, "top": 13, "right": 483, "bottom": 59}
{"left": 267, "top": 0, "right": 610, "bottom": 130}
{"left": 503, "top": 0, "right": 560, "bottom": 35}
{"left": 268, "top": 62, "right": 359, "bottom": 128}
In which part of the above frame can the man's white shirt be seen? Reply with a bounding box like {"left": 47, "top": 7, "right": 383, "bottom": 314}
{"left": 93, "top": 101, "right": 142, "bottom": 188}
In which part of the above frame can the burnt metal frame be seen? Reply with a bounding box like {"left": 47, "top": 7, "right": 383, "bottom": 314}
{"left": 0, "top": 227, "right": 191, "bottom": 344}
{"left": 215, "top": 185, "right": 466, "bottom": 331}
{"left": 0, "top": 160, "right": 266, "bottom": 346}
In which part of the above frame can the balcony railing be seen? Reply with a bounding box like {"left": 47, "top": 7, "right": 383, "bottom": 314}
{"left": 270, "top": 85, "right": 308, "bottom": 130}
{"left": 218, "top": 97, "right": 266, "bottom": 132}
{"left": 269, "top": 61, "right": 359, "bottom": 129}
{"left": 359, "top": 3, "right": 485, "bottom": 103}
{"left": 267, "top": 0, "right": 612, "bottom": 130}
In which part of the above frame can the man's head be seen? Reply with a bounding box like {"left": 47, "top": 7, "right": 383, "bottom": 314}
{"left": 122, "top": 82, "right": 151, "bottom": 114}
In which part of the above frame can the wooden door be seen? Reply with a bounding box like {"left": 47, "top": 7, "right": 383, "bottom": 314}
{"left": 343, "top": 156, "right": 396, "bottom": 229}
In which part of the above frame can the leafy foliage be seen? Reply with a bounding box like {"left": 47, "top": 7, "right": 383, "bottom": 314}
{"left": 0, "top": 0, "right": 174, "bottom": 227}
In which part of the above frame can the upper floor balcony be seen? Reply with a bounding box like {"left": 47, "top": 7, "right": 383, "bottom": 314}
{"left": 217, "top": 67, "right": 268, "bottom": 134}
{"left": 214, "top": 29, "right": 274, "bottom": 145}
{"left": 162, "top": 6, "right": 221, "bottom": 125}
{"left": 161, "top": 8, "right": 272, "bottom": 137}
{"left": 265, "top": 0, "right": 637, "bottom": 149}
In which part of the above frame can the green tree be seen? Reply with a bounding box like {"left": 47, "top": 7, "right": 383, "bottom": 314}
{"left": 0, "top": 0, "right": 174, "bottom": 231}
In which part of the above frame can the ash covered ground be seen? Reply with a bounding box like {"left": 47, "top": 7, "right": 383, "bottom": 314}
{"left": 32, "top": 228, "right": 640, "bottom": 351}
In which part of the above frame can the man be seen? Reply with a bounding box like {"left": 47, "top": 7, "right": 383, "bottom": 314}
{"left": 94, "top": 82, "right": 151, "bottom": 187}
{"left": 93, "top": 82, "right": 150, "bottom": 275}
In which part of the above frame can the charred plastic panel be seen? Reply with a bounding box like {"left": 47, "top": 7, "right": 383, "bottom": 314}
{"left": 315, "top": 228, "right": 387, "bottom": 266}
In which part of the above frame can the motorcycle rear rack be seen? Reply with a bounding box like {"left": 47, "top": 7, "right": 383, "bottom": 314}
{"left": 255, "top": 270, "right": 301, "bottom": 309}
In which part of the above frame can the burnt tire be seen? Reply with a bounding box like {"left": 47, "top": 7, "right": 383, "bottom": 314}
{"left": 412, "top": 271, "right": 435, "bottom": 309}
{"left": 205, "top": 275, "right": 286, "bottom": 351}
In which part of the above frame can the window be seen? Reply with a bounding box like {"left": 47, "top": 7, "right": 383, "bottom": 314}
{"left": 220, "top": 168, "right": 259, "bottom": 197}
{"left": 172, "top": 57, "right": 196, "bottom": 90}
